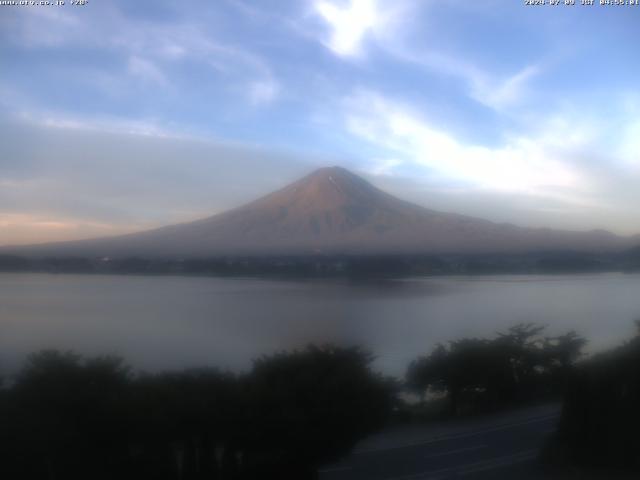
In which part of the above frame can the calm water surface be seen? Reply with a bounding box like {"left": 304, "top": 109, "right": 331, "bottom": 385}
{"left": 1, "top": 272, "right": 639, "bottom": 377}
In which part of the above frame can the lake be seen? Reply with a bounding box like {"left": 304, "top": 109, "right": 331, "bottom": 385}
{"left": 1, "top": 272, "right": 639, "bottom": 377}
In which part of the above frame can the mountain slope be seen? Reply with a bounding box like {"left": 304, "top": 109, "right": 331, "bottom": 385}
{"left": 3, "top": 166, "right": 636, "bottom": 257}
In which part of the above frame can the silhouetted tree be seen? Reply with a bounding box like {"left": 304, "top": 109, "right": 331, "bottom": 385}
{"left": 4, "top": 351, "right": 131, "bottom": 479}
{"left": 406, "top": 343, "right": 448, "bottom": 401}
{"left": 244, "top": 345, "right": 396, "bottom": 478}
{"left": 0, "top": 345, "right": 395, "bottom": 480}
{"left": 407, "top": 324, "right": 586, "bottom": 416}
{"left": 555, "top": 322, "right": 640, "bottom": 472}
{"left": 127, "top": 368, "right": 241, "bottom": 479}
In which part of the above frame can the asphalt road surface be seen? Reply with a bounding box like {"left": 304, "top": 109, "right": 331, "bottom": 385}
{"left": 318, "top": 403, "right": 560, "bottom": 480}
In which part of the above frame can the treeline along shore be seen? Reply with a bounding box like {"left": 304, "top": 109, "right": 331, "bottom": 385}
{"left": 2, "top": 323, "right": 640, "bottom": 478}
{"left": 3, "top": 248, "right": 640, "bottom": 277}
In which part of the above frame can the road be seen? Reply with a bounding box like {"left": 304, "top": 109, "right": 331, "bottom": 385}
{"left": 318, "top": 403, "right": 560, "bottom": 480}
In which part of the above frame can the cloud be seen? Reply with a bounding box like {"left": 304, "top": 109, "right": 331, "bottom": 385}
{"left": 336, "top": 88, "right": 640, "bottom": 233}
{"left": 128, "top": 56, "right": 168, "bottom": 86}
{"left": 0, "top": 118, "right": 322, "bottom": 245}
{"left": 620, "top": 121, "right": 640, "bottom": 165}
{"left": 311, "top": 0, "right": 417, "bottom": 59}
{"left": 342, "top": 90, "right": 586, "bottom": 198}
{"left": 470, "top": 65, "right": 541, "bottom": 111}
{"left": 3, "top": 0, "right": 640, "bottom": 240}
{"left": 15, "top": 109, "right": 183, "bottom": 139}
{"left": 2, "top": 5, "right": 80, "bottom": 48}
{"left": 2, "top": 2, "right": 279, "bottom": 108}
{"left": 379, "top": 41, "right": 543, "bottom": 113}
{"left": 310, "top": 0, "right": 541, "bottom": 112}
{"left": 0, "top": 213, "right": 131, "bottom": 246}
{"left": 368, "top": 158, "right": 403, "bottom": 176}
{"left": 248, "top": 79, "right": 279, "bottom": 106}
{"left": 314, "top": 0, "right": 379, "bottom": 56}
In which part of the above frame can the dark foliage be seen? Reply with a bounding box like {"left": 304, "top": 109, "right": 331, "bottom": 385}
{"left": 0, "top": 346, "right": 394, "bottom": 480}
{"left": 406, "top": 324, "right": 586, "bottom": 415}
{"left": 244, "top": 346, "right": 396, "bottom": 477}
{"left": 555, "top": 322, "right": 640, "bottom": 472}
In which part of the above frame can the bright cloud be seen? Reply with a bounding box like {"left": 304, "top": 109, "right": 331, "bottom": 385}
{"left": 343, "top": 90, "right": 585, "bottom": 196}
{"left": 368, "top": 158, "right": 403, "bottom": 176}
{"left": 312, "top": 1, "right": 542, "bottom": 112}
{"left": 314, "top": 0, "right": 379, "bottom": 56}
{"left": 470, "top": 65, "right": 541, "bottom": 111}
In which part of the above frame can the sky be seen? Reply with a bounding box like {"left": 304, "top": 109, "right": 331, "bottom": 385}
{"left": 1, "top": 0, "right": 639, "bottom": 245}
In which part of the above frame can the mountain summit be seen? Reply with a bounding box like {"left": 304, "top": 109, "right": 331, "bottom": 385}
{"left": 4, "top": 167, "right": 635, "bottom": 257}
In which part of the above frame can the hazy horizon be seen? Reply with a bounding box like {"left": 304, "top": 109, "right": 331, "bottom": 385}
{"left": 2, "top": 1, "right": 640, "bottom": 246}
{"left": 2, "top": 162, "right": 640, "bottom": 249}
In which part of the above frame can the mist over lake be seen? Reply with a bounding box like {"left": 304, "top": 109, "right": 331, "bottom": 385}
{"left": 2, "top": 272, "right": 639, "bottom": 378}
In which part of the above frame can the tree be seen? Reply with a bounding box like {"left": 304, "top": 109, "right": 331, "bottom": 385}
{"left": 406, "top": 324, "right": 587, "bottom": 416}
{"left": 127, "top": 368, "right": 241, "bottom": 479}
{"left": 555, "top": 323, "right": 640, "bottom": 471}
{"left": 406, "top": 343, "right": 449, "bottom": 400}
{"left": 244, "top": 345, "right": 396, "bottom": 478}
{"left": 6, "top": 350, "right": 131, "bottom": 480}
{"left": 0, "top": 345, "right": 397, "bottom": 480}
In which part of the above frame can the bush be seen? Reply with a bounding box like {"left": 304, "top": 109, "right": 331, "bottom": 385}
{"left": 0, "top": 345, "right": 395, "bottom": 479}
{"left": 556, "top": 324, "right": 640, "bottom": 471}
{"left": 406, "top": 324, "right": 586, "bottom": 416}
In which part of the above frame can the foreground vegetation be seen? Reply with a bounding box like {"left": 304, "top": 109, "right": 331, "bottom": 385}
{"left": 549, "top": 322, "right": 640, "bottom": 472}
{"left": 406, "top": 324, "right": 586, "bottom": 416}
{"left": 2, "top": 322, "right": 639, "bottom": 478}
{"left": 0, "top": 346, "right": 395, "bottom": 480}
{"left": 407, "top": 324, "right": 640, "bottom": 477}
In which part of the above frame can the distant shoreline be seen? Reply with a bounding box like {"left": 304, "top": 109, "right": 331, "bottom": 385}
{"left": 2, "top": 251, "right": 640, "bottom": 278}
